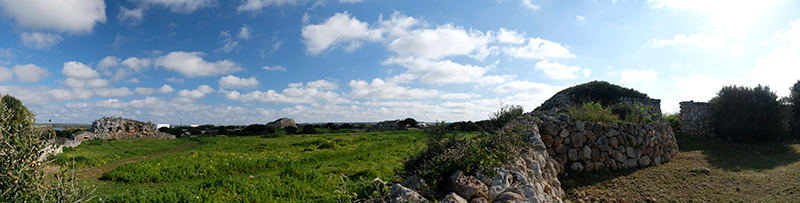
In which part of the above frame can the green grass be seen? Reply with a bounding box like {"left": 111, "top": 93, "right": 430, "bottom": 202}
{"left": 561, "top": 135, "right": 800, "bottom": 202}
{"left": 52, "top": 138, "right": 190, "bottom": 169}
{"left": 65, "top": 130, "right": 426, "bottom": 202}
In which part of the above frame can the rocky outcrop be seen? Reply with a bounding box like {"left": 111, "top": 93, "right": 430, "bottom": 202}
{"left": 368, "top": 120, "right": 408, "bottom": 131}
{"left": 266, "top": 118, "right": 297, "bottom": 129}
{"left": 388, "top": 184, "right": 428, "bottom": 203}
{"left": 89, "top": 117, "right": 174, "bottom": 140}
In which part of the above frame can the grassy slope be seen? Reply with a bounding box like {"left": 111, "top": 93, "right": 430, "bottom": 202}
{"left": 52, "top": 138, "right": 190, "bottom": 169}
{"left": 66, "top": 130, "right": 427, "bottom": 202}
{"left": 561, "top": 135, "right": 800, "bottom": 202}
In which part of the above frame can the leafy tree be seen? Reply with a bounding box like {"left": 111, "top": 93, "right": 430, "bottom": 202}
{"left": 189, "top": 128, "right": 203, "bottom": 135}
{"left": 789, "top": 80, "right": 800, "bottom": 138}
{"left": 266, "top": 127, "right": 275, "bottom": 134}
{"left": 217, "top": 126, "right": 228, "bottom": 135}
{"left": 710, "top": 85, "right": 786, "bottom": 142}
{"left": 302, "top": 125, "right": 317, "bottom": 134}
{"left": 244, "top": 124, "right": 269, "bottom": 136}
{"left": 339, "top": 123, "right": 355, "bottom": 129}
{"left": 285, "top": 126, "right": 297, "bottom": 135}
{"left": 399, "top": 118, "right": 418, "bottom": 128}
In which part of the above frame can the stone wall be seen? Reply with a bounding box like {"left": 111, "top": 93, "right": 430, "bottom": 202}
{"left": 535, "top": 112, "right": 679, "bottom": 173}
{"left": 618, "top": 97, "right": 662, "bottom": 120}
{"left": 89, "top": 117, "right": 175, "bottom": 140}
{"left": 679, "top": 101, "right": 715, "bottom": 137}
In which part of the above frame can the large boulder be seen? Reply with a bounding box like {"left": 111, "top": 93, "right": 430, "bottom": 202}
{"left": 368, "top": 119, "right": 408, "bottom": 131}
{"left": 266, "top": 118, "right": 297, "bottom": 129}
{"left": 89, "top": 117, "right": 174, "bottom": 140}
{"left": 388, "top": 184, "right": 428, "bottom": 203}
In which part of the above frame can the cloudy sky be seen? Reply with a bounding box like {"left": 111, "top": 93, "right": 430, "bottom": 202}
{"left": 1, "top": 0, "right": 799, "bottom": 125}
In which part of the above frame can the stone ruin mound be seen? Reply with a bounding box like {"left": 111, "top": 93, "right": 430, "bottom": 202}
{"left": 88, "top": 117, "right": 174, "bottom": 140}
{"left": 266, "top": 118, "right": 297, "bottom": 129}
{"left": 368, "top": 119, "right": 408, "bottom": 132}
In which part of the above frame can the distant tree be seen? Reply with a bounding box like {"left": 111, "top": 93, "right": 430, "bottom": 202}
{"left": 710, "top": 85, "right": 786, "bottom": 142}
{"left": 790, "top": 80, "right": 800, "bottom": 138}
{"left": 339, "top": 123, "right": 355, "bottom": 129}
{"left": 266, "top": 127, "right": 275, "bottom": 134}
{"left": 189, "top": 128, "right": 202, "bottom": 135}
{"left": 302, "top": 125, "right": 317, "bottom": 134}
{"left": 217, "top": 126, "right": 228, "bottom": 135}
{"left": 400, "top": 118, "right": 418, "bottom": 128}
{"left": 446, "top": 121, "right": 483, "bottom": 132}
{"left": 285, "top": 126, "right": 297, "bottom": 135}
{"left": 158, "top": 127, "right": 170, "bottom": 133}
{"left": 244, "top": 124, "right": 269, "bottom": 136}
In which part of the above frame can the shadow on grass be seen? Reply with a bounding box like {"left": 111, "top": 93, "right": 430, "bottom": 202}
{"left": 677, "top": 135, "right": 800, "bottom": 172}
{"left": 559, "top": 168, "right": 639, "bottom": 190}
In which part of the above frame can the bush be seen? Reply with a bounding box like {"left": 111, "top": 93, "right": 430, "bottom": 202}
{"left": 446, "top": 121, "right": 483, "bottom": 132}
{"left": 285, "top": 126, "right": 297, "bottom": 135}
{"left": 710, "top": 85, "right": 786, "bottom": 142}
{"left": 339, "top": 123, "right": 355, "bottom": 129}
{"left": 485, "top": 104, "right": 523, "bottom": 131}
{"left": 664, "top": 112, "right": 680, "bottom": 133}
{"left": 302, "top": 125, "right": 317, "bottom": 134}
{"left": 566, "top": 102, "right": 619, "bottom": 123}
{"left": 610, "top": 102, "right": 654, "bottom": 123}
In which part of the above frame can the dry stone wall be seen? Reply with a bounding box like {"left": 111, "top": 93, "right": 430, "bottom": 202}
{"left": 89, "top": 117, "right": 175, "bottom": 140}
{"left": 679, "top": 101, "right": 715, "bottom": 137}
{"left": 535, "top": 112, "right": 679, "bottom": 173}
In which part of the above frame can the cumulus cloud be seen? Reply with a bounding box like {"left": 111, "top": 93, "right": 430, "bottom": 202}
{"left": 0, "top": 86, "right": 94, "bottom": 105}
{"left": 0, "top": 67, "right": 11, "bottom": 82}
{"left": 620, "top": 69, "right": 658, "bottom": 83}
{"left": 0, "top": 0, "right": 106, "bottom": 33}
{"left": 135, "top": 84, "right": 174, "bottom": 95}
{"left": 494, "top": 80, "right": 562, "bottom": 95}
{"left": 98, "top": 56, "right": 120, "bottom": 70}
{"left": 262, "top": 65, "right": 287, "bottom": 71}
{"left": 12, "top": 64, "right": 50, "bottom": 82}
{"left": 62, "top": 61, "right": 100, "bottom": 79}
{"left": 117, "top": 6, "right": 144, "bottom": 26}
{"left": 649, "top": 33, "right": 726, "bottom": 49}
{"left": 155, "top": 51, "right": 243, "bottom": 77}
{"left": 215, "top": 31, "right": 241, "bottom": 53}
{"left": 167, "top": 77, "right": 184, "bottom": 83}
{"left": 220, "top": 80, "right": 341, "bottom": 104}
{"left": 237, "top": 24, "right": 251, "bottom": 40}
{"left": 439, "top": 93, "right": 480, "bottom": 100}
{"left": 237, "top": 0, "right": 300, "bottom": 12}
{"left": 127, "top": 78, "right": 141, "bottom": 83}
{"left": 522, "top": 0, "right": 540, "bottom": 11}
{"left": 95, "top": 87, "right": 133, "bottom": 97}
{"left": 177, "top": 85, "right": 215, "bottom": 102}
{"left": 750, "top": 20, "right": 800, "bottom": 96}
{"left": 503, "top": 38, "right": 575, "bottom": 59}
{"left": 20, "top": 32, "right": 63, "bottom": 49}
{"left": 219, "top": 75, "right": 259, "bottom": 89}
{"left": 348, "top": 78, "right": 439, "bottom": 100}
{"left": 534, "top": 61, "right": 585, "bottom": 80}
{"left": 648, "top": 0, "right": 781, "bottom": 37}
{"left": 383, "top": 57, "right": 490, "bottom": 84}
{"left": 134, "top": 0, "right": 215, "bottom": 13}
{"left": 301, "top": 11, "right": 383, "bottom": 55}
{"left": 495, "top": 28, "right": 525, "bottom": 44}
{"left": 340, "top": 0, "right": 363, "bottom": 3}
{"left": 387, "top": 24, "right": 493, "bottom": 59}
{"left": 121, "top": 57, "right": 151, "bottom": 72}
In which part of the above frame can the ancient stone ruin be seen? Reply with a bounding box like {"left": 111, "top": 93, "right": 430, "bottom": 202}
{"left": 266, "top": 118, "right": 297, "bottom": 129}
{"left": 679, "top": 101, "right": 715, "bottom": 137}
{"left": 88, "top": 117, "right": 175, "bottom": 140}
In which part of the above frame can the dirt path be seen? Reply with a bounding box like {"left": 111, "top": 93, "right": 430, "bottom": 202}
{"left": 61, "top": 141, "right": 199, "bottom": 181}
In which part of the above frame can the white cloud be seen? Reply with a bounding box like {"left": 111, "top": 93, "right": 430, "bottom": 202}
{"left": 0, "top": 86, "right": 94, "bottom": 105}
{"left": 134, "top": 0, "right": 215, "bottom": 13}
{"left": 237, "top": 0, "right": 300, "bottom": 12}
{"left": 121, "top": 57, "right": 151, "bottom": 72}
{"left": 98, "top": 56, "right": 120, "bottom": 70}
{"left": 534, "top": 61, "right": 582, "bottom": 80}
{"left": 620, "top": 69, "right": 658, "bottom": 83}
{"left": 649, "top": 33, "right": 726, "bottom": 49}
{"left": 648, "top": 0, "right": 782, "bottom": 37}
{"left": 159, "top": 84, "right": 175, "bottom": 93}
{"left": 340, "top": 0, "right": 363, "bottom": 3}
{"left": 750, "top": 20, "right": 800, "bottom": 96}
{"left": 582, "top": 68, "right": 591, "bottom": 77}
{"left": 439, "top": 93, "right": 480, "bottom": 100}
{"left": 0, "top": 47, "right": 19, "bottom": 58}
{"left": 117, "top": 6, "right": 144, "bottom": 26}
{"left": 494, "top": 80, "right": 562, "bottom": 95}
{"left": 522, "top": 0, "right": 540, "bottom": 11}
{"left": 302, "top": 12, "right": 310, "bottom": 24}
{"left": 20, "top": 32, "right": 63, "bottom": 49}
{"left": 237, "top": 24, "right": 251, "bottom": 40}
{"left": 0, "top": 67, "right": 11, "bottom": 82}
{"left": 672, "top": 74, "right": 727, "bottom": 102}
{"left": 12, "top": 64, "right": 50, "bottom": 82}
{"left": 127, "top": 78, "right": 141, "bottom": 83}
{"left": 94, "top": 87, "right": 133, "bottom": 97}
{"left": 576, "top": 15, "right": 585, "bottom": 21}
{"left": 215, "top": 31, "right": 242, "bottom": 53}
{"left": 219, "top": 75, "right": 259, "bottom": 89}
{"left": 383, "top": 57, "right": 489, "bottom": 84}
{"left": 85, "top": 78, "right": 110, "bottom": 88}
{"left": 177, "top": 85, "right": 215, "bottom": 101}
{"left": 167, "top": 77, "right": 184, "bottom": 83}
{"left": 155, "top": 51, "right": 244, "bottom": 77}
{"left": 0, "top": 0, "right": 106, "bottom": 33}
{"left": 301, "top": 11, "right": 382, "bottom": 55}
{"left": 306, "top": 79, "right": 338, "bottom": 90}
{"left": 271, "top": 40, "right": 284, "bottom": 54}
{"left": 728, "top": 44, "right": 744, "bottom": 56}
{"left": 348, "top": 78, "right": 439, "bottom": 100}
{"left": 135, "top": 87, "right": 157, "bottom": 95}
{"left": 495, "top": 28, "right": 525, "bottom": 44}
{"left": 387, "top": 24, "right": 493, "bottom": 60}
{"left": 262, "top": 65, "right": 287, "bottom": 71}
{"left": 62, "top": 61, "right": 100, "bottom": 79}
{"left": 503, "top": 38, "right": 575, "bottom": 59}
{"left": 221, "top": 80, "right": 341, "bottom": 104}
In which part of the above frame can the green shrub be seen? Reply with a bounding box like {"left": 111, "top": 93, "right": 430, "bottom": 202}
{"left": 789, "top": 80, "right": 800, "bottom": 138}
{"left": 484, "top": 104, "right": 523, "bottom": 131}
{"left": 610, "top": 102, "right": 654, "bottom": 123}
{"left": 566, "top": 102, "right": 619, "bottom": 123}
{"left": 664, "top": 112, "right": 680, "bottom": 133}
{"left": 556, "top": 80, "right": 648, "bottom": 107}
{"left": 302, "top": 125, "right": 317, "bottom": 134}
{"left": 710, "top": 85, "right": 786, "bottom": 142}
{"left": 285, "top": 126, "right": 297, "bottom": 135}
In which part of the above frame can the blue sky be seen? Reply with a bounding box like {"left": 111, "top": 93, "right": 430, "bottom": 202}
{"left": 1, "top": 0, "right": 800, "bottom": 125}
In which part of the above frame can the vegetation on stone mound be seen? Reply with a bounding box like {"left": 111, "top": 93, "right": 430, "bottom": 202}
{"left": 402, "top": 104, "right": 528, "bottom": 192}
{"left": 565, "top": 101, "right": 655, "bottom": 124}
{"left": 557, "top": 80, "right": 648, "bottom": 107}
{"left": 711, "top": 84, "right": 786, "bottom": 142}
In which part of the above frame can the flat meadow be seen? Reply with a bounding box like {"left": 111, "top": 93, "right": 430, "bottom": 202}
{"left": 52, "top": 129, "right": 428, "bottom": 202}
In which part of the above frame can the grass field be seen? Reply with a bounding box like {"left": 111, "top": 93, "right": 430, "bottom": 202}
{"left": 53, "top": 138, "right": 191, "bottom": 169}
{"left": 561, "top": 135, "right": 800, "bottom": 202}
{"left": 57, "top": 130, "right": 427, "bottom": 202}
